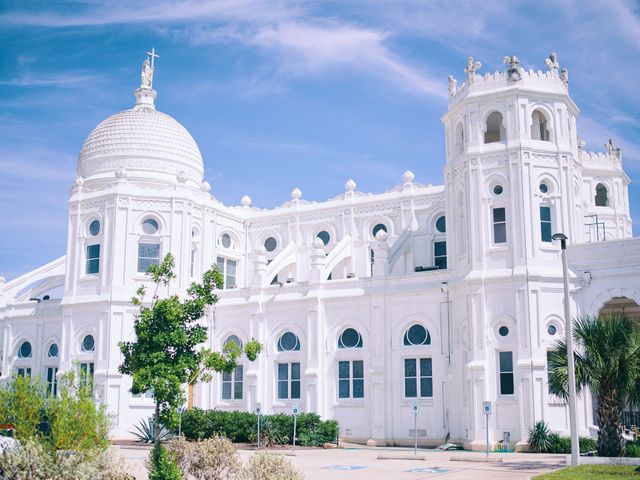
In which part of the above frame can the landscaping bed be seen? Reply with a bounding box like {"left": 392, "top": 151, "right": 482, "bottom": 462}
{"left": 533, "top": 465, "right": 640, "bottom": 479}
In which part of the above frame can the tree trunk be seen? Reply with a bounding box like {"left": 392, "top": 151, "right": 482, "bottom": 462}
{"left": 154, "top": 402, "right": 161, "bottom": 445}
{"left": 596, "top": 390, "right": 624, "bottom": 457}
{"left": 188, "top": 383, "right": 194, "bottom": 409}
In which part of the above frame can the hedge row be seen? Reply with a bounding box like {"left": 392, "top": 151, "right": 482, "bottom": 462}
{"left": 181, "top": 408, "right": 339, "bottom": 447}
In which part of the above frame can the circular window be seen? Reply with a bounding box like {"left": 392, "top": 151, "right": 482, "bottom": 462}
{"left": 493, "top": 185, "right": 504, "bottom": 195}
{"left": 317, "top": 231, "right": 330, "bottom": 246}
{"left": 48, "top": 343, "right": 59, "bottom": 358}
{"left": 278, "top": 332, "right": 300, "bottom": 352}
{"left": 540, "top": 182, "right": 549, "bottom": 194}
{"left": 18, "top": 341, "right": 32, "bottom": 359}
{"left": 338, "top": 328, "right": 363, "bottom": 349}
{"left": 264, "top": 237, "right": 277, "bottom": 252}
{"left": 498, "top": 326, "right": 509, "bottom": 337}
{"left": 404, "top": 324, "right": 431, "bottom": 346}
{"left": 547, "top": 325, "right": 557, "bottom": 336}
{"left": 142, "top": 218, "right": 159, "bottom": 235}
{"left": 89, "top": 220, "right": 100, "bottom": 236}
{"left": 81, "top": 335, "right": 95, "bottom": 352}
{"left": 221, "top": 234, "right": 231, "bottom": 248}
{"left": 372, "top": 223, "right": 387, "bottom": 237}
{"left": 224, "top": 335, "right": 242, "bottom": 349}
{"left": 435, "top": 216, "right": 446, "bottom": 233}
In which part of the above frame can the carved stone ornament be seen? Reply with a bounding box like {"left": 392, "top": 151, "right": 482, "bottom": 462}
{"left": 140, "top": 59, "right": 153, "bottom": 89}
{"left": 448, "top": 75, "right": 457, "bottom": 96}
{"left": 560, "top": 68, "right": 569, "bottom": 87}
{"left": 345, "top": 179, "right": 356, "bottom": 192}
{"left": 464, "top": 57, "right": 482, "bottom": 83}
{"left": 605, "top": 138, "right": 622, "bottom": 160}
{"left": 503, "top": 54, "right": 523, "bottom": 82}
{"left": 115, "top": 167, "right": 127, "bottom": 179}
{"left": 177, "top": 171, "right": 188, "bottom": 183}
{"left": 544, "top": 52, "right": 560, "bottom": 74}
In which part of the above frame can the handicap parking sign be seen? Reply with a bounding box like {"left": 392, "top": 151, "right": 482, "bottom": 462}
{"left": 406, "top": 467, "right": 451, "bottom": 474}
{"left": 324, "top": 465, "right": 369, "bottom": 471}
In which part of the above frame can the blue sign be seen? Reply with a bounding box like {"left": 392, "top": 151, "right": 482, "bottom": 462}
{"left": 406, "top": 467, "right": 451, "bottom": 474}
{"left": 324, "top": 465, "right": 368, "bottom": 471}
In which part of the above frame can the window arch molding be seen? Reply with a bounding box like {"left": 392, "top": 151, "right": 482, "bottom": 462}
{"left": 426, "top": 211, "right": 447, "bottom": 234}
{"left": 485, "top": 173, "right": 510, "bottom": 203}
{"left": 528, "top": 104, "right": 555, "bottom": 142}
{"left": 594, "top": 180, "right": 612, "bottom": 207}
{"left": 542, "top": 315, "right": 564, "bottom": 344}
{"left": 365, "top": 215, "right": 394, "bottom": 240}
{"left": 44, "top": 337, "right": 61, "bottom": 359}
{"left": 309, "top": 223, "right": 337, "bottom": 248}
{"left": 217, "top": 228, "right": 241, "bottom": 251}
{"left": 454, "top": 120, "right": 465, "bottom": 156}
{"left": 267, "top": 324, "right": 306, "bottom": 355}
{"left": 480, "top": 106, "right": 508, "bottom": 144}
{"left": 13, "top": 336, "right": 35, "bottom": 360}
{"left": 534, "top": 174, "right": 560, "bottom": 198}
{"left": 258, "top": 231, "right": 283, "bottom": 257}
{"left": 392, "top": 314, "right": 439, "bottom": 350}
{"left": 488, "top": 315, "right": 517, "bottom": 344}
{"left": 133, "top": 211, "right": 166, "bottom": 236}
{"left": 217, "top": 327, "right": 250, "bottom": 351}
{"left": 82, "top": 213, "right": 104, "bottom": 239}
{"left": 328, "top": 320, "right": 370, "bottom": 353}
{"left": 74, "top": 328, "right": 98, "bottom": 355}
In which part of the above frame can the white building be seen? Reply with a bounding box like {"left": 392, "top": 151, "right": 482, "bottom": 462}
{"left": 2, "top": 52, "right": 639, "bottom": 449}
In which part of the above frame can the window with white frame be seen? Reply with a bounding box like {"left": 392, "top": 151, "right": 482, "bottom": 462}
{"left": 404, "top": 358, "right": 433, "bottom": 398}
{"left": 540, "top": 206, "right": 552, "bottom": 242}
{"left": 277, "top": 362, "right": 301, "bottom": 400}
{"left": 498, "top": 351, "right": 514, "bottom": 395}
{"left": 138, "top": 243, "right": 160, "bottom": 272}
{"left": 17, "top": 341, "right": 32, "bottom": 359}
{"left": 79, "top": 362, "right": 94, "bottom": 390}
{"left": 221, "top": 365, "right": 243, "bottom": 400}
{"left": 338, "top": 328, "right": 363, "bottom": 349}
{"left": 216, "top": 256, "right": 237, "bottom": 289}
{"left": 16, "top": 367, "right": 31, "bottom": 378}
{"left": 595, "top": 183, "right": 609, "bottom": 207}
{"left": 190, "top": 247, "right": 197, "bottom": 278}
{"left": 133, "top": 390, "right": 154, "bottom": 400}
{"left": 46, "top": 367, "right": 58, "bottom": 396}
{"left": 492, "top": 208, "right": 507, "bottom": 244}
{"left": 86, "top": 244, "right": 100, "bottom": 274}
{"left": 277, "top": 332, "right": 300, "bottom": 352}
{"left": 338, "top": 360, "right": 364, "bottom": 399}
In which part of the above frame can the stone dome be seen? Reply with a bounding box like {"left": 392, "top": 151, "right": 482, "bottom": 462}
{"left": 78, "top": 89, "right": 204, "bottom": 185}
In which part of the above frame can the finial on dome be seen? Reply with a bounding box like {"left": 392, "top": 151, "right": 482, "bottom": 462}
{"left": 291, "top": 187, "right": 302, "bottom": 200}
{"left": 403, "top": 170, "right": 415, "bottom": 184}
{"left": 135, "top": 48, "right": 158, "bottom": 109}
{"left": 241, "top": 195, "right": 252, "bottom": 207}
{"left": 345, "top": 179, "right": 356, "bottom": 192}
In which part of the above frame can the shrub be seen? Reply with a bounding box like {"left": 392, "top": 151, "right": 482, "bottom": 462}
{"left": 579, "top": 436, "right": 597, "bottom": 453}
{"left": 148, "top": 443, "right": 182, "bottom": 480}
{"left": 0, "top": 375, "right": 45, "bottom": 442}
{"left": 252, "top": 417, "right": 289, "bottom": 447}
{"left": 527, "top": 421, "right": 551, "bottom": 453}
{"left": 624, "top": 440, "right": 640, "bottom": 458}
{"left": 546, "top": 433, "right": 571, "bottom": 453}
{"left": 244, "top": 453, "right": 303, "bottom": 480}
{"left": 168, "top": 436, "right": 242, "bottom": 479}
{"left": 130, "top": 417, "right": 175, "bottom": 444}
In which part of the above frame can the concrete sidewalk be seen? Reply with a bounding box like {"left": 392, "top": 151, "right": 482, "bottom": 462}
{"left": 116, "top": 444, "right": 566, "bottom": 479}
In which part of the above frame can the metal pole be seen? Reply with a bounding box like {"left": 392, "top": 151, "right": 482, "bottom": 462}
{"left": 556, "top": 234, "right": 580, "bottom": 466}
{"left": 178, "top": 412, "right": 182, "bottom": 438}
{"left": 485, "top": 413, "right": 489, "bottom": 458}
{"left": 414, "top": 409, "right": 418, "bottom": 455}
{"left": 293, "top": 415, "right": 297, "bottom": 454}
{"left": 257, "top": 412, "right": 261, "bottom": 449}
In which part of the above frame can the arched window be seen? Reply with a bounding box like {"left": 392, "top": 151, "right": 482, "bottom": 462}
{"left": 81, "top": 334, "right": 95, "bottom": 352}
{"left": 317, "top": 230, "right": 331, "bottom": 246}
{"left": 595, "top": 183, "right": 609, "bottom": 207}
{"left": 531, "top": 110, "right": 550, "bottom": 141}
{"left": 338, "top": 328, "right": 363, "bottom": 349}
{"left": 138, "top": 217, "right": 161, "bottom": 273}
{"left": 454, "top": 123, "right": 464, "bottom": 155}
{"left": 17, "top": 341, "right": 32, "bottom": 359}
{"left": 484, "top": 111, "right": 505, "bottom": 144}
{"left": 277, "top": 331, "right": 301, "bottom": 352}
{"left": 403, "top": 324, "right": 431, "bottom": 346}
{"left": 372, "top": 223, "right": 387, "bottom": 238}
{"left": 48, "top": 343, "right": 59, "bottom": 358}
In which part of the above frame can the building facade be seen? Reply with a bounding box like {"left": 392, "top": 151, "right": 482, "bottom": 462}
{"left": 1, "top": 53, "right": 639, "bottom": 449}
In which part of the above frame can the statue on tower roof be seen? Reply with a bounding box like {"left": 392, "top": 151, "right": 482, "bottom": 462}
{"left": 448, "top": 75, "right": 457, "bottom": 96}
{"left": 503, "top": 54, "right": 523, "bottom": 82}
{"left": 140, "top": 58, "right": 153, "bottom": 89}
{"left": 464, "top": 57, "right": 482, "bottom": 84}
{"left": 606, "top": 138, "right": 622, "bottom": 161}
{"left": 544, "top": 52, "right": 560, "bottom": 74}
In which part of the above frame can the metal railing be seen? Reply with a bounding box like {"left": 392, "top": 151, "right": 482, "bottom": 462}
{"left": 622, "top": 411, "right": 640, "bottom": 428}
{"left": 584, "top": 214, "right": 606, "bottom": 242}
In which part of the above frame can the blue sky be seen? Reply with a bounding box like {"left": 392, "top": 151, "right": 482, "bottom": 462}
{"left": 1, "top": 0, "right": 639, "bottom": 280}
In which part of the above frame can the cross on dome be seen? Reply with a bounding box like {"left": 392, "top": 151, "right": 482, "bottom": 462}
{"left": 146, "top": 47, "right": 159, "bottom": 69}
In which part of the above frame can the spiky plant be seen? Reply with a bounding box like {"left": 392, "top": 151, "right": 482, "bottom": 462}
{"left": 527, "top": 421, "right": 551, "bottom": 453}
{"left": 130, "top": 417, "right": 175, "bottom": 444}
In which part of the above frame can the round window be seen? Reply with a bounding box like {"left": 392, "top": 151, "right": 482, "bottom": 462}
{"left": 372, "top": 223, "right": 387, "bottom": 237}
{"left": 264, "top": 237, "right": 277, "bottom": 252}
{"left": 81, "top": 335, "right": 95, "bottom": 352}
{"left": 48, "top": 343, "right": 59, "bottom": 358}
{"left": 493, "top": 185, "right": 504, "bottom": 195}
{"left": 221, "top": 234, "right": 231, "bottom": 248}
{"left": 18, "top": 341, "right": 32, "bottom": 359}
{"left": 89, "top": 220, "right": 100, "bottom": 236}
{"left": 498, "top": 326, "right": 509, "bottom": 337}
{"left": 435, "top": 216, "right": 446, "bottom": 233}
{"left": 404, "top": 324, "right": 431, "bottom": 346}
{"left": 142, "top": 218, "right": 159, "bottom": 235}
{"left": 338, "top": 328, "right": 362, "bottom": 349}
{"left": 540, "top": 182, "right": 549, "bottom": 194}
{"left": 278, "top": 332, "right": 300, "bottom": 352}
{"left": 547, "top": 324, "right": 557, "bottom": 336}
{"left": 317, "top": 230, "right": 330, "bottom": 246}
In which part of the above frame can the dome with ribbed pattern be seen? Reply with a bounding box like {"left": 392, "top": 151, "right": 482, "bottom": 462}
{"left": 78, "top": 90, "right": 203, "bottom": 185}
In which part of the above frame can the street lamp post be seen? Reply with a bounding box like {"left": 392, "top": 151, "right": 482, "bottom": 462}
{"left": 552, "top": 232, "right": 580, "bottom": 467}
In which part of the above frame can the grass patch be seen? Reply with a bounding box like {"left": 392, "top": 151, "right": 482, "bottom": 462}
{"left": 534, "top": 465, "right": 640, "bottom": 479}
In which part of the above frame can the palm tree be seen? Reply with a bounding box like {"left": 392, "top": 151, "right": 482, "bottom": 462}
{"left": 548, "top": 313, "right": 640, "bottom": 457}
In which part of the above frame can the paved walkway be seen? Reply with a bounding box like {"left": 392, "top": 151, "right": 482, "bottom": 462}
{"left": 115, "top": 444, "right": 566, "bottom": 480}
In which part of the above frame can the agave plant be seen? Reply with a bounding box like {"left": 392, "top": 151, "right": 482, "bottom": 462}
{"left": 129, "top": 417, "right": 175, "bottom": 444}
{"left": 527, "top": 420, "right": 551, "bottom": 453}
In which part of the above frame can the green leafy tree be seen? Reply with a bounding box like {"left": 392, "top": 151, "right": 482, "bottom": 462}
{"left": 119, "top": 253, "right": 262, "bottom": 441}
{"left": 0, "top": 375, "right": 45, "bottom": 441}
{"left": 548, "top": 313, "right": 640, "bottom": 457}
